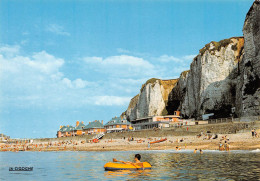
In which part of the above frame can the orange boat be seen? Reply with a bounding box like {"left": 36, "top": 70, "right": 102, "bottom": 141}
{"left": 93, "top": 138, "right": 99, "bottom": 143}
{"left": 150, "top": 138, "right": 167, "bottom": 144}
{"left": 104, "top": 162, "right": 152, "bottom": 171}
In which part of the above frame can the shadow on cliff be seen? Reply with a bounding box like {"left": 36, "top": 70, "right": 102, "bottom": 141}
{"left": 166, "top": 57, "right": 259, "bottom": 119}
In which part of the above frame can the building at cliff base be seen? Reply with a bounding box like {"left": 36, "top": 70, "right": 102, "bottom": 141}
{"left": 131, "top": 111, "right": 181, "bottom": 130}
{"left": 104, "top": 116, "right": 131, "bottom": 133}
{"left": 83, "top": 120, "right": 105, "bottom": 135}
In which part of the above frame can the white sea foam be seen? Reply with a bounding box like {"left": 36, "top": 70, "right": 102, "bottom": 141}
{"left": 114, "top": 149, "right": 259, "bottom": 154}
{"left": 251, "top": 149, "right": 260, "bottom": 152}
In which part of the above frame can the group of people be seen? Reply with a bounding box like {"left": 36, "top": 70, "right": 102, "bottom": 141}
{"left": 194, "top": 148, "right": 203, "bottom": 154}
{"left": 219, "top": 135, "right": 230, "bottom": 151}
{"left": 128, "top": 136, "right": 135, "bottom": 141}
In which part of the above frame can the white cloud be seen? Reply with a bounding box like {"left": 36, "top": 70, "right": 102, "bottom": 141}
{"left": 158, "top": 55, "right": 181, "bottom": 63}
{"left": 46, "top": 24, "right": 70, "bottom": 36}
{"left": 0, "top": 45, "right": 96, "bottom": 109}
{"left": 94, "top": 96, "right": 131, "bottom": 106}
{"left": 74, "top": 78, "right": 89, "bottom": 89}
{"left": 62, "top": 78, "right": 90, "bottom": 89}
{"left": 84, "top": 56, "right": 103, "bottom": 63}
{"left": 83, "top": 55, "right": 156, "bottom": 78}
{"left": 26, "top": 51, "right": 64, "bottom": 74}
{"left": 0, "top": 51, "right": 64, "bottom": 79}
{"left": 84, "top": 55, "right": 153, "bottom": 68}
{"left": 116, "top": 48, "right": 150, "bottom": 57}
{"left": 157, "top": 54, "right": 196, "bottom": 63}
{"left": 183, "top": 54, "right": 196, "bottom": 60}
{"left": 0, "top": 45, "right": 139, "bottom": 110}
{"left": 0, "top": 45, "right": 20, "bottom": 57}
{"left": 117, "top": 48, "right": 131, "bottom": 54}
{"left": 62, "top": 78, "right": 73, "bottom": 88}
{"left": 106, "top": 55, "right": 153, "bottom": 68}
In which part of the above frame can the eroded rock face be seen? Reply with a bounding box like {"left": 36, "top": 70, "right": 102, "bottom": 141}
{"left": 167, "top": 71, "right": 189, "bottom": 115}
{"left": 125, "top": 79, "right": 178, "bottom": 121}
{"left": 237, "top": 1, "right": 260, "bottom": 117}
{"left": 168, "top": 37, "right": 244, "bottom": 119}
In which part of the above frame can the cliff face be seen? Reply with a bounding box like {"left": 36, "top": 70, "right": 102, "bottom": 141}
{"left": 167, "top": 70, "right": 189, "bottom": 115}
{"left": 126, "top": 79, "right": 178, "bottom": 121}
{"left": 124, "top": 1, "right": 259, "bottom": 121}
{"left": 236, "top": 1, "right": 260, "bottom": 117}
{"left": 168, "top": 37, "right": 244, "bottom": 119}
{"left": 126, "top": 37, "right": 245, "bottom": 120}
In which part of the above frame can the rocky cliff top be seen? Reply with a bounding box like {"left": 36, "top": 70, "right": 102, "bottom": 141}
{"left": 199, "top": 37, "right": 244, "bottom": 62}
{"left": 140, "top": 78, "right": 178, "bottom": 92}
{"left": 180, "top": 70, "right": 189, "bottom": 79}
{"left": 245, "top": 0, "right": 260, "bottom": 22}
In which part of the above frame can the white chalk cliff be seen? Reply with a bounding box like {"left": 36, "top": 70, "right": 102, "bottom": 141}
{"left": 172, "top": 37, "right": 244, "bottom": 118}
{"left": 125, "top": 79, "right": 178, "bottom": 121}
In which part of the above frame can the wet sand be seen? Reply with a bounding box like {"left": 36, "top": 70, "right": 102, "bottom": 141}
{"left": 1, "top": 131, "right": 259, "bottom": 152}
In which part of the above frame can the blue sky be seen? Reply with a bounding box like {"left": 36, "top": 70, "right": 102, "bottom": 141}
{"left": 0, "top": 0, "right": 253, "bottom": 138}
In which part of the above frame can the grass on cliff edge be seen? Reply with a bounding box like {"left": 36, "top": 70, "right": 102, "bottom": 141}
{"left": 181, "top": 70, "right": 189, "bottom": 78}
{"left": 140, "top": 78, "right": 178, "bottom": 93}
{"left": 199, "top": 37, "right": 243, "bottom": 55}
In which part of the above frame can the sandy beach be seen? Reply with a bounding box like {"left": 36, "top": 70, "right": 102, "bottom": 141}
{"left": 1, "top": 130, "right": 260, "bottom": 152}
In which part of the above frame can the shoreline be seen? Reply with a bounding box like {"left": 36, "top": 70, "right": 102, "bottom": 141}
{"left": 1, "top": 131, "right": 260, "bottom": 152}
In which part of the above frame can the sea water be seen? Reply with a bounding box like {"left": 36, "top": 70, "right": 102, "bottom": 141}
{"left": 0, "top": 150, "right": 259, "bottom": 180}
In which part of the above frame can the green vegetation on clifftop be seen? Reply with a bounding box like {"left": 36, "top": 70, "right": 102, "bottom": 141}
{"left": 199, "top": 37, "right": 243, "bottom": 55}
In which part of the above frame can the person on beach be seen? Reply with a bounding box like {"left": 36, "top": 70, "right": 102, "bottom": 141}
{"left": 254, "top": 129, "right": 257, "bottom": 137}
{"left": 194, "top": 148, "right": 197, "bottom": 153}
{"left": 148, "top": 142, "right": 150, "bottom": 149}
{"left": 200, "top": 149, "right": 203, "bottom": 154}
{"left": 252, "top": 129, "right": 255, "bottom": 137}
{"left": 219, "top": 143, "right": 223, "bottom": 151}
{"left": 225, "top": 143, "right": 230, "bottom": 151}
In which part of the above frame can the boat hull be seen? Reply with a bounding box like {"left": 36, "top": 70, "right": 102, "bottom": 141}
{"left": 150, "top": 138, "right": 167, "bottom": 144}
